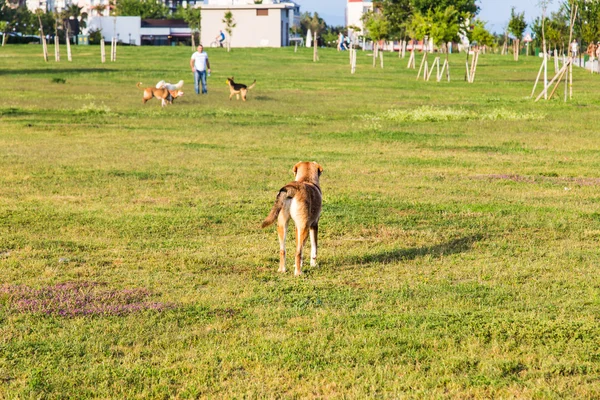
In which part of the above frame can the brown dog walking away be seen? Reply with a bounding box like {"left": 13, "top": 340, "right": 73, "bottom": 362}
{"left": 136, "top": 82, "right": 184, "bottom": 107}
{"left": 262, "top": 162, "right": 323, "bottom": 276}
{"left": 226, "top": 77, "right": 256, "bottom": 101}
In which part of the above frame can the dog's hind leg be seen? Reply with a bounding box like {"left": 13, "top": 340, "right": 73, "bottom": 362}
{"left": 309, "top": 224, "right": 318, "bottom": 267}
{"left": 294, "top": 225, "right": 309, "bottom": 276}
{"left": 277, "top": 213, "right": 289, "bottom": 273}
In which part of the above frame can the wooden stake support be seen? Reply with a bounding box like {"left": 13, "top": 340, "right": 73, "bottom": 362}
{"left": 439, "top": 58, "right": 450, "bottom": 82}
{"left": 37, "top": 14, "right": 48, "bottom": 62}
{"left": 66, "top": 25, "right": 72, "bottom": 62}
{"left": 417, "top": 51, "right": 428, "bottom": 80}
{"left": 535, "top": 60, "right": 570, "bottom": 102}
{"left": 465, "top": 51, "right": 479, "bottom": 83}
{"left": 427, "top": 56, "right": 439, "bottom": 82}
{"left": 54, "top": 35, "right": 60, "bottom": 62}
{"left": 41, "top": 35, "right": 48, "bottom": 62}
{"left": 531, "top": 59, "right": 545, "bottom": 98}
{"left": 407, "top": 49, "right": 415, "bottom": 69}
{"left": 111, "top": 37, "right": 117, "bottom": 62}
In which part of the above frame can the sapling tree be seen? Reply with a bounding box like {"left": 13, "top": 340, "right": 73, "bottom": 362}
{"left": 470, "top": 19, "right": 494, "bottom": 49}
{"left": 304, "top": 12, "right": 325, "bottom": 61}
{"left": 222, "top": 9, "right": 236, "bottom": 52}
{"left": 508, "top": 7, "right": 527, "bottom": 60}
{"left": 407, "top": 7, "right": 461, "bottom": 80}
{"left": 362, "top": 10, "right": 390, "bottom": 67}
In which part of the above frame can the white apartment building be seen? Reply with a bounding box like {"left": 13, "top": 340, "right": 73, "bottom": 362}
{"left": 346, "top": 0, "right": 372, "bottom": 35}
{"left": 200, "top": 0, "right": 297, "bottom": 47}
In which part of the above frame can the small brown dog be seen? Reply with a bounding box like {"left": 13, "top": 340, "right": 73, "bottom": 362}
{"left": 136, "top": 82, "right": 184, "bottom": 107}
{"left": 262, "top": 161, "right": 323, "bottom": 276}
{"left": 226, "top": 77, "right": 256, "bottom": 101}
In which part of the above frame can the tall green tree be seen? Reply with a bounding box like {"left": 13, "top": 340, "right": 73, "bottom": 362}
{"left": 410, "top": 0, "right": 478, "bottom": 16}
{"left": 545, "top": 8, "right": 569, "bottom": 52}
{"left": 574, "top": 0, "right": 600, "bottom": 48}
{"left": 176, "top": 6, "right": 201, "bottom": 47}
{"left": 115, "top": 0, "right": 169, "bottom": 19}
{"left": 375, "top": 0, "right": 412, "bottom": 39}
{"left": 407, "top": 7, "right": 460, "bottom": 52}
{"left": 299, "top": 11, "right": 325, "bottom": 40}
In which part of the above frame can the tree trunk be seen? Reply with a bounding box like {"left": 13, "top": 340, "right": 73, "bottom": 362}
{"left": 372, "top": 42, "right": 377, "bottom": 67}
{"left": 313, "top": 31, "right": 318, "bottom": 62}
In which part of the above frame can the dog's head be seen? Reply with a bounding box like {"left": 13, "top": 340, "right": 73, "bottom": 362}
{"left": 169, "top": 90, "right": 184, "bottom": 99}
{"left": 226, "top": 77, "right": 234, "bottom": 86}
{"left": 293, "top": 161, "right": 323, "bottom": 185}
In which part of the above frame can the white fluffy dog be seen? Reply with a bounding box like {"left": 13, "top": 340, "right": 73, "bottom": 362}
{"left": 155, "top": 80, "right": 184, "bottom": 90}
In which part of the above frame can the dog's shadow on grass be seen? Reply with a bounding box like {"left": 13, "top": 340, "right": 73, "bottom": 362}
{"left": 253, "top": 95, "right": 275, "bottom": 101}
{"left": 338, "top": 234, "right": 484, "bottom": 266}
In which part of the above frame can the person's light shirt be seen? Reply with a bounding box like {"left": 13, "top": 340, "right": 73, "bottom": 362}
{"left": 191, "top": 51, "right": 209, "bottom": 71}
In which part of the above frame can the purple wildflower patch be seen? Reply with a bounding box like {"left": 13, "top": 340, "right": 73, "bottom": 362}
{"left": 0, "top": 281, "right": 175, "bottom": 317}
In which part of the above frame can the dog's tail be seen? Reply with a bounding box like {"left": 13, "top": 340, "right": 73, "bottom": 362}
{"left": 247, "top": 80, "right": 257, "bottom": 90}
{"left": 136, "top": 82, "right": 145, "bottom": 90}
{"left": 261, "top": 186, "right": 295, "bottom": 228}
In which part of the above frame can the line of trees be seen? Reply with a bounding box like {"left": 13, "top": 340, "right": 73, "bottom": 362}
{"left": 0, "top": 0, "right": 87, "bottom": 44}
{"left": 357, "top": 0, "right": 491, "bottom": 54}
{"left": 529, "top": 0, "right": 600, "bottom": 54}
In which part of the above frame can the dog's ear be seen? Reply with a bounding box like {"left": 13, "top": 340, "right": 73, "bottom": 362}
{"left": 292, "top": 162, "right": 302, "bottom": 176}
{"left": 315, "top": 162, "right": 323, "bottom": 176}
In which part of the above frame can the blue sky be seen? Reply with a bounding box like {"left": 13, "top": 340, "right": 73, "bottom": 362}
{"left": 295, "top": 0, "right": 562, "bottom": 33}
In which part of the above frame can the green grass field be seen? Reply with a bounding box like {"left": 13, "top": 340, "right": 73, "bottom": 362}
{"left": 2, "top": 44, "right": 600, "bottom": 398}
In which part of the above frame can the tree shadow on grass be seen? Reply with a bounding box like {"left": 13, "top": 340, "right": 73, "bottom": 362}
{"left": 343, "top": 234, "right": 484, "bottom": 266}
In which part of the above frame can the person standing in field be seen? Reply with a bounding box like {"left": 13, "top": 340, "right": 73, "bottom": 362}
{"left": 571, "top": 40, "right": 578, "bottom": 58}
{"left": 190, "top": 44, "right": 211, "bottom": 95}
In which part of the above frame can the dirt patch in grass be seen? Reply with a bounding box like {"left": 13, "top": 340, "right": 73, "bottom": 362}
{"left": 0, "top": 281, "right": 174, "bottom": 317}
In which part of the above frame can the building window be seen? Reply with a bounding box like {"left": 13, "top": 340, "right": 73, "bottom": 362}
{"left": 257, "top": 9, "right": 268, "bottom": 16}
